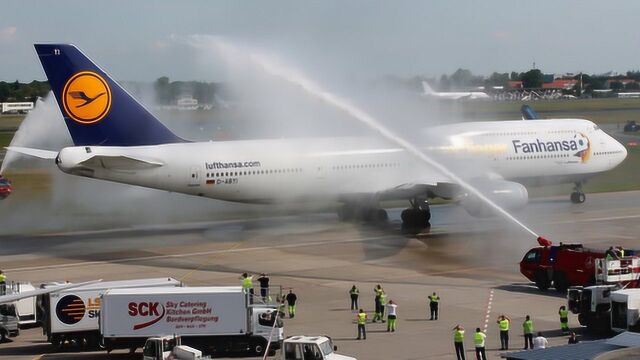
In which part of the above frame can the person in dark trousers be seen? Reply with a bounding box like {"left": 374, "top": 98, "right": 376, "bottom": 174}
{"left": 428, "top": 292, "right": 439, "bottom": 320}
{"left": 257, "top": 273, "right": 270, "bottom": 301}
{"left": 568, "top": 331, "right": 579, "bottom": 344}
{"left": 349, "top": 285, "right": 359, "bottom": 311}
{"left": 453, "top": 324, "right": 465, "bottom": 360}
{"left": 0, "top": 270, "right": 5, "bottom": 295}
{"left": 522, "top": 315, "right": 534, "bottom": 350}
{"left": 497, "top": 314, "right": 510, "bottom": 350}
{"left": 356, "top": 309, "right": 367, "bottom": 340}
{"left": 474, "top": 327, "right": 487, "bottom": 360}
{"left": 373, "top": 284, "right": 383, "bottom": 322}
{"left": 285, "top": 289, "right": 297, "bottom": 318}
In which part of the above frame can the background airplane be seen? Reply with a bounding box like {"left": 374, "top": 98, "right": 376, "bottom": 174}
{"left": 421, "top": 81, "right": 491, "bottom": 100}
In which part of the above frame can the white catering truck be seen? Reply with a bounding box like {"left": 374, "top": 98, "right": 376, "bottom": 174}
{"left": 100, "top": 286, "right": 283, "bottom": 357}
{"left": 38, "top": 278, "right": 181, "bottom": 349}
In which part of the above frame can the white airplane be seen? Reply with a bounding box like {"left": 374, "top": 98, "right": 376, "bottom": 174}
{"left": 8, "top": 44, "right": 628, "bottom": 229}
{"left": 421, "top": 81, "right": 491, "bottom": 100}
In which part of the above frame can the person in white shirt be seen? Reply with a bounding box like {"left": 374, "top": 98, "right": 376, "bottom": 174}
{"left": 533, "top": 331, "right": 548, "bottom": 350}
{"left": 386, "top": 300, "right": 398, "bottom": 332}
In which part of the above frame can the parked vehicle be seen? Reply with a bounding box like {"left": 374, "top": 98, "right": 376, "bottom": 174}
{"left": 100, "top": 286, "right": 283, "bottom": 357}
{"left": 37, "top": 278, "right": 181, "bottom": 349}
{"left": 520, "top": 244, "right": 639, "bottom": 292}
{"left": 143, "top": 335, "right": 213, "bottom": 360}
{"left": 624, "top": 121, "right": 640, "bottom": 132}
{"left": 0, "top": 303, "right": 19, "bottom": 341}
{"left": 282, "top": 336, "right": 357, "bottom": 360}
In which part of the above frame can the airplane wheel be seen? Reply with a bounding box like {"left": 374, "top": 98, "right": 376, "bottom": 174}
{"left": 570, "top": 192, "right": 586, "bottom": 204}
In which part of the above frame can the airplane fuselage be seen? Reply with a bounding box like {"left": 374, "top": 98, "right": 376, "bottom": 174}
{"left": 56, "top": 119, "right": 627, "bottom": 205}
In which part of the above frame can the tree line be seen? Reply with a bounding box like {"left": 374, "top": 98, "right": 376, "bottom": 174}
{"left": 0, "top": 80, "right": 50, "bottom": 102}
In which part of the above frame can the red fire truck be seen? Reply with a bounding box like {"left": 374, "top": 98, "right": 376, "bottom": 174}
{"left": 520, "top": 243, "right": 639, "bottom": 292}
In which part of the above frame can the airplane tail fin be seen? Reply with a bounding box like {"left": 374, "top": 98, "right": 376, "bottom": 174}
{"left": 421, "top": 81, "right": 435, "bottom": 95}
{"left": 34, "top": 44, "right": 184, "bottom": 146}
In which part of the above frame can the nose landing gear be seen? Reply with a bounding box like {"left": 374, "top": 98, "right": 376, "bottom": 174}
{"left": 570, "top": 182, "right": 586, "bottom": 204}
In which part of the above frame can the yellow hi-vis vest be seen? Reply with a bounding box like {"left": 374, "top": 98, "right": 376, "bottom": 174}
{"left": 380, "top": 292, "right": 387, "bottom": 305}
{"left": 454, "top": 329, "right": 464, "bottom": 342}
{"left": 429, "top": 295, "right": 439, "bottom": 303}
{"left": 242, "top": 277, "right": 252, "bottom": 290}
{"left": 350, "top": 288, "right": 359, "bottom": 296}
{"left": 474, "top": 332, "right": 486, "bottom": 347}
{"left": 559, "top": 309, "right": 569, "bottom": 319}
{"left": 620, "top": 249, "right": 625, "bottom": 257}
{"left": 357, "top": 312, "right": 367, "bottom": 325}
{"left": 0, "top": 274, "right": 5, "bottom": 283}
{"left": 523, "top": 320, "right": 533, "bottom": 334}
{"left": 499, "top": 319, "right": 509, "bottom": 331}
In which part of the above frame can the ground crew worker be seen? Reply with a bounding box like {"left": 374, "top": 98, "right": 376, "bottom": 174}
{"left": 605, "top": 246, "right": 619, "bottom": 260}
{"left": 379, "top": 290, "right": 387, "bottom": 321}
{"left": 349, "top": 285, "right": 359, "bottom": 311}
{"left": 356, "top": 309, "right": 367, "bottom": 340}
{"left": 373, "top": 285, "right": 384, "bottom": 322}
{"left": 286, "top": 289, "right": 297, "bottom": 318}
{"left": 568, "top": 331, "right": 579, "bottom": 344}
{"left": 386, "top": 300, "right": 397, "bottom": 332}
{"left": 241, "top": 272, "right": 254, "bottom": 303}
{"left": 496, "top": 315, "right": 510, "bottom": 350}
{"left": 618, "top": 246, "right": 625, "bottom": 258}
{"left": 257, "top": 273, "right": 270, "bottom": 301}
{"left": 278, "top": 297, "right": 286, "bottom": 318}
{"left": 0, "top": 270, "right": 5, "bottom": 295}
{"left": 453, "top": 325, "right": 465, "bottom": 360}
{"left": 523, "top": 315, "right": 534, "bottom": 350}
{"left": 474, "top": 327, "right": 486, "bottom": 360}
{"left": 428, "top": 292, "right": 440, "bottom": 320}
{"left": 559, "top": 305, "right": 569, "bottom": 334}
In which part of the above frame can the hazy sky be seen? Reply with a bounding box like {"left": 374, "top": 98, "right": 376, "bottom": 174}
{"left": 2, "top": 0, "right": 640, "bottom": 82}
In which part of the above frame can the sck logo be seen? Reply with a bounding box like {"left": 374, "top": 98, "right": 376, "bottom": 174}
{"left": 128, "top": 302, "right": 166, "bottom": 330}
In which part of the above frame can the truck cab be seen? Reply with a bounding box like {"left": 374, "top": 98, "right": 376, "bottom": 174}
{"left": 283, "top": 336, "right": 356, "bottom": 360}
{"left": 143, "top": 335, "right": 213, "bottom": 360}
{"left": 568, "top": 285, "right": 616, "bottom": 332}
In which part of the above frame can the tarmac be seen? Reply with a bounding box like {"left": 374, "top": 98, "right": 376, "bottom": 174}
{"left": 1, "top": 190, "right": 640, "bottom": 359}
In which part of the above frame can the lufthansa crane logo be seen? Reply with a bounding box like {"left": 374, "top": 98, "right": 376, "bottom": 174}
{"left": 56, "top": 295, "right": 86, "bottom": 325}
{"left": 62, "top": 71, "right": 112, "bottom": 124}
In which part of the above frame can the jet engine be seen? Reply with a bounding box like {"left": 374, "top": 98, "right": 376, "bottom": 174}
{"left": 460, "top": 180, "right": 528, "bottom": 218}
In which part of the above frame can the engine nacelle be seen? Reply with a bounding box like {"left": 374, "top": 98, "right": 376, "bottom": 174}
{"left": 460, "top": 180, "right": 528, "bottom": 218}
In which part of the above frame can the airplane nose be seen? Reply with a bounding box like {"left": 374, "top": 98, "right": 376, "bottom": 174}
{"left": 615, "top": 139, "right": 628, "bottom": 165}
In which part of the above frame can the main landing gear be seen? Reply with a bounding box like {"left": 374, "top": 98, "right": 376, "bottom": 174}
{"left": 401, "top": 198, "right": 431, "bottom": 230}
{"left": 570, "top": 182, "right": 586, "bottom": 204}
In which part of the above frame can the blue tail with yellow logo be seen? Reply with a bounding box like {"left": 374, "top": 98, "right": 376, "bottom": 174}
{"left": 35, "top": 44, "right": 184, "bottom": 146}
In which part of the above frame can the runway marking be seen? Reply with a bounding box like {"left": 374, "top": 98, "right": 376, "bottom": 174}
{"left": 426, "top": 266, "right": 495, "bottom": 277}
{"left": 5, "top": 234, "right": 397, "bottom": 273}
{"left": 549, "top": 213, "right": 640, "bottom": 225}
{"left": 179, "top": 242, "right": 242, "bottom": 282}
{"left": 483, "top": 289, "right": 494, "bottom": 332}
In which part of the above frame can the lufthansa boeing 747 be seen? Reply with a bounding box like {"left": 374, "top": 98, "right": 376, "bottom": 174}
{"left": 8, "top": 44, "right": 627, "bottom": 229}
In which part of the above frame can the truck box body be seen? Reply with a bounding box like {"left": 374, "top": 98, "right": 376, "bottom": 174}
{"left": 101, "top": 287, "right": 248, "bottom": 337}
{"left": 102, "top": 286, "right": 283, "bottom": 357}
{"left": 40, "top": 278, "right": 181, "bottom": 348}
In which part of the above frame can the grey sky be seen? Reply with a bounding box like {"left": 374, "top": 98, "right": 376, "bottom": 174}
{"left": 2, "top": 0, "right": 640, "bottom": 82}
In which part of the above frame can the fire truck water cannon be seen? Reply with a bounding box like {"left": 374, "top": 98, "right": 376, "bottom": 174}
{"left": 537, "top": 236, "right": 552, "bottom": 247}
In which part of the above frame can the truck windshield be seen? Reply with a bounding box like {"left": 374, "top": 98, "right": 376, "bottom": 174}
{"left": 142, "top": 341, "right": 156, "bottom": 357}
{"left": 319, "top": 340, "right": 333, "bottom": 355}
{"left": 0, "top": 304, "right": 16, "bottom": 317}
{"left": 522, "top": 250, "right": 539, "bottom": 263}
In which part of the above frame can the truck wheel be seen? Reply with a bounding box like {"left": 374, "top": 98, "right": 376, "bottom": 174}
{"left": 554, "top": 272, "right": 569, "bottom": 293}
{"left": 251, "top": 339, "right": 266, "bottom": 355}
{"left": 534, "top": 269, "right": 551, "bottom": 290}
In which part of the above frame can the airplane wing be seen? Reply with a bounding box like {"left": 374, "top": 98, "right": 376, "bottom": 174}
{"left": 5, "top": 146, "right": 58, "bottom": 159}
{"left": 78, "top": 155, "right": 164, "bottom": 170}
{"left": 0, "top": 280, "right": 102, "bottom": 304}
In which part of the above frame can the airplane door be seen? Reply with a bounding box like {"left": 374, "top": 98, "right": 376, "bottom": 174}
{"left": 189, "top": 167, "right": 200, "bottom": 186}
